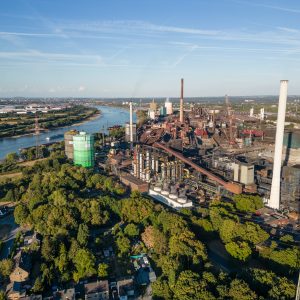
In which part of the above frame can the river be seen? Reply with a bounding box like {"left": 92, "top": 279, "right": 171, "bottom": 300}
{"left": 0, "top": 106, "right": 136, "bottom": 160}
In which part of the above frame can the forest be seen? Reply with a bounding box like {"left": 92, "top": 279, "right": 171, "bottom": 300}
{"left": 0, "top": 148, "right": 298, "bottom": 299}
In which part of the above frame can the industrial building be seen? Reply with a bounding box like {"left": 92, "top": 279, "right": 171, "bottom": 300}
{"left": 73, "top": 131, "right": 95, "bottom": 168}
{"left": 104, "top": 79, "right": 299, "bottom": 217}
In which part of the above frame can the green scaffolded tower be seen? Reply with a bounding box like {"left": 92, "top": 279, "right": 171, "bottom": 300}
{"left": 73, "top": 132, "right": 95, "bottom": 168}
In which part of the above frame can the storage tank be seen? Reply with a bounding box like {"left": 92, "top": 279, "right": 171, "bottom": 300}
{"left": 73, "top": 132, "right": 95, "bottom": 168}
{"left": 64, "top": 130, "right": 79, "bottom": 160}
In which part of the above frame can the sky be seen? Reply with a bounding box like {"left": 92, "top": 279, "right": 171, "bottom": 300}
{"left": 0, "top": 0, "right": 300, "bottom": 98}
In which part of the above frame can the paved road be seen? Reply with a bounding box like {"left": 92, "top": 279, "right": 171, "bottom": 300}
{"left": 0, "top": 213, "right": 20, "bottom": 259}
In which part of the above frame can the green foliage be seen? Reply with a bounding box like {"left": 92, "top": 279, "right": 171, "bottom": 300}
{"left": 268, "top": 277, "right": 296, "bottom": 299}
{"left": 152, "top": 277, "right": 173, "bottom": 299}
{"left": 173, "top": 270, "right": 214, "bottom": 300}
{"left": 280, "top": 234, "right": 294, "bottom": 243}
{"left": 32, "top": 277, "right": 44, "bottom": 293}
{"left": 243, "top": 268, "right": 296, "bottom": 299}
{"left": 228, "top": 279, "right": 257, "bottom": 300}
{"left": 14, "top": 204, "right": 29, "bottom": 225}
{"left": 0, "top": 258, "right": 14, "bottom": 278}
{"left": 233, "top": 194, "right": 263, "bottom": 212}
{"left": 77, "top": 224, "right": 89, "bottom": 246}
{"left": 98, "top": 263, "right": 109, "bottom": 278}
{"left": 73, "top": 249, "right": 96, "bottom": 282}
{"left": 121, "top": 193, "right": 154, "bottom": 223}
{"left": 225, "top": 241, "right": 252, "bottom": 261}
{"left": 124, "top": 223, "right": 140, "bottom": 237}
{"left": 0, "top": 290, "right": 5, "bottom": 300}
{"left": 116, "top": 235, "right": 131, "bottom": 256}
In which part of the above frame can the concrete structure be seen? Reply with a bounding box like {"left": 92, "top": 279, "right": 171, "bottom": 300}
{"left": 233, "top": 162, "right": 255, "bottom": 185}
{"left": 73, "top": 132, "right": 95, "bottom": 168}
{"left": 148, "top": 109, "right": 156, "bottom": 120}
{"left": 269, "top": 80, "right": 288, "bottom": 209}
{"left": 159, "top": 106, "right": 166, "bottom": 116}
{"left": 165, "top": 98, "right": 173, "bottom": 115}
{"left": 260, "top": 107, "right": 265, "bottom": 120}
{"left": 64, "top": 130, "right": 78, "bottom": 160}
{"left": 250, "top": 107, "right": 254, "bottom": 117}
{"left": 149, "top": 188, "right": 193, "bottom": 209}
{"left": 117, "top": 278, "right": 135, "bottom": 300}
{"left": 129, "top": 101, "right": 133, "bottom": 143}
{"left": 180, "top": 78, "right": 184, "bottom": 123}
{"left": 84, "top": 281, "right": 109, "bottom": 300}
{"left": 125, "top": 123, "right": 137, "bottom": 142}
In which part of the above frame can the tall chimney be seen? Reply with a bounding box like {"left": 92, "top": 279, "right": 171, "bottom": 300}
{"left": 129, "top": 101, "right": 133, "bottom": 142}
{"left": 180, "top": 78, "right": 184, "bottom": 123}
{"left": 268, "top": 80, "right": 288, "bottom": 209}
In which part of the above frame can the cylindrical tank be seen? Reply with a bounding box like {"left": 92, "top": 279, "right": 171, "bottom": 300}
{"left": 73, "top": 132, "right": 95, "bottom": 168}
{"left": 64, "top": 130, "right": 79, "bottom": 160}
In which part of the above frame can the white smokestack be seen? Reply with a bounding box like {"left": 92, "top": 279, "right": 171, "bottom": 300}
{"left": 129, "top": 101, "right": 133, "bottom": 142}
{"left": 260, "top": 107, "right": 265, "bottom": 120}
{"left": 268, "top": 80, "right": 288, "bottom": 209}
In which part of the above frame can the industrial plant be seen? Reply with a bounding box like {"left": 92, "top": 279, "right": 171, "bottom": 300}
{"left": 101, "top": 79, "right": 300, "bottom": 223}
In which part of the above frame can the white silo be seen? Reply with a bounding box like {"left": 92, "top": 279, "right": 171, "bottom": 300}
{"left": 268, "top": 80, "right": 288, "bottom": 209}
{"left": 165, "top": 98, "right": 173, "bottom": 115}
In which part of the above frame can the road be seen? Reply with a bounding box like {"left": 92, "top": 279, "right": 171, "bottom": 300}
{"left": 0, "top": 213, "right": 20, "bottom": 259}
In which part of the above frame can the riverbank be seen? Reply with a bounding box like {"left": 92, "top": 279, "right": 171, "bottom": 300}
{"left": 0, "top": 106, "right": 99, "bottom": 139}
{"left": 0, "top": 105, "right": 136, "bottom": 160}
{"left": 0, "top": 108, "right": 100, "bottom": 140}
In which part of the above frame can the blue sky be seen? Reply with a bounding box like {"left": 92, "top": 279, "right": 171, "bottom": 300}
{"left": 0, "top": 0, "right": 300, "bottom": 97}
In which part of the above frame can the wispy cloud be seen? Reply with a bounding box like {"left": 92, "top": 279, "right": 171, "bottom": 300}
{"left": 233, "top": 0, "right": 300, "bottom": 14}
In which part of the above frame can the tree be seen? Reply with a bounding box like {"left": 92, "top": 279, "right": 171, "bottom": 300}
{"left": 124, "top": 223, "right": 140, "bottom": 237}
{"left": 41, "top": 236, "right": 57, "bottom": 262}
{"left": 77, "top": 224, "right": 89, "bottom": 247}
{"left": 219, "top": 219, "right": 236, "bottom": 243}
{"left": 233, "top": 195, "right": 263, "bottom": 212}
{"left": 225, "top": 241, "right": 252, "bottom": 261}
{"left": 228, "top": 279, "right": 257, "bottom": 300}
{"left": 0, "top": 291, "right": 5, "bottom": 300}
{"left": 32, "top": 277, "right": 44, "bottom": 293}
{"left": 121, "top": 193, "right": 154, "bottom": 223}
{"left": 116, "top": 235, "right": 131, "bottom": 256}
{"left": 173, "top": 270, "right": 214, "bottom": 300}
{"left": 268, "top": 277, "right": 296, "bottom": 299}
{"left": 152, "top": 277, "right": 173, "bottom": 299}
{"left": 141, "top": 226, "right": 155, "bottom": 249}
{"left": 98, "top": 263, "right": 109, "bottom": 278}
{"left": 0, "top": 258, "right": 14, "bottom": 278}
{"left": 55, "top": 243, "right": 70, "bottom": 281}
{"left": 5, "top": 152, "right": 18, "bottom": 163}
{"left": 73, "top": 249, "right": 96, "bottom": 282}
{"left": 14, "top": 204, "right": 29, "bottom": 225}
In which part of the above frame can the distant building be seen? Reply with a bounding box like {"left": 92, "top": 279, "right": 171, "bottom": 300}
{"left": 10, "top": 251, "right": 31, "bottom": 283}
{"left": 73, "top": 132, "right": 95, "bottom": 168}
{"left": 159, "top": 106, "right": 166, "bottom": 116}
{"left": 148, "top": 109, "right": 156, "bottom": 120}
{"left": 165, "top": 98, "right": 173, "bottom": 115}
{"left": 84, "top": 280, "right": 109, "bottom": 300}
